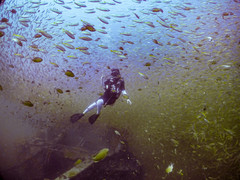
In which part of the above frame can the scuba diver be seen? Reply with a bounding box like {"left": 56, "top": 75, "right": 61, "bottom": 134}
{"left": 70, "top": 68, "right": 132, "bottom": 124}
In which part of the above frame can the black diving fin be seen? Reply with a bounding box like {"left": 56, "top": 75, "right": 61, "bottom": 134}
{"left": 88, "top": 114, "right": 99, "bottom": 124}
{"left": 70, "top": 113, "right": 84, "bottom": 123}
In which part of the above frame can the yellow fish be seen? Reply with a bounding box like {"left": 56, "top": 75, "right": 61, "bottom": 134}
{"left": 138, "top": 72, "right": 149, "bottom": 80}
{"left": 63, "top": 29, "right": 75, "bottom": 39}
{"left": 56, "top": 88, "right": 63, "bottom": 94}
{"left": 67, "top": 55, "right": 78, "bottom": 59}
{"left": 111, "top": 50, "right": 122, "bottom": 55}
{"left": 79, "top": 36, "right": 92, "bottom": 41}
{"left": 50, "top": 62, "right": 59, "bottom": 67}
{"left": 12, "top": 38, "right": 22, "bottom": 46}
{"left": 166, "top": 163, "right": 174, "bottom": 174}
{"left": 74, "top": 159, "right": 82, "bottom": 166}
{"left": 14, "top": 53, "right": 24, "bottom": 58}
{"left": 65, "top": 70, "right": 75, "bottom": 77}
{"left": 149, "top": 54, "right": 157, "bottom": 58}
{"left": 92, "top": 148, "right": 109, "bottom": 162}
{"left": 76, "top": 47, "right": 88, "bottom": 50}
{"left": 32, "top": 57, "right": 43, "bottom": 63}
{"left": 22, "top": 101, "right": 34, "bottom": 107}
{"left": 37, "top": 29, "right": 53, "bottom": 39}
{"left": 13, "top": 34, "right": 27, "bottom": 41}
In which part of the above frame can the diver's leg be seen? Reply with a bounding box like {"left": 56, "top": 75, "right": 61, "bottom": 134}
{"left": 70, "top": 101, "right": 97, "bottom": 123}
{"left": 83, "top": 102, "right": 97, "bottom": 114}
{"left": 89, "top": 99, "right": 104, "bottom": 124}
{"left": 96, "top": 99, "right": 104, "bottom": 115}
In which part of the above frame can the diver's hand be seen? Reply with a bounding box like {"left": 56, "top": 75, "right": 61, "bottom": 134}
{"left": 101, "top": 74, "right": 104, "bottom": 87}
{"left": 127, "top": 99, "right": 132, "bottom": 105}
{"left": 101, "top": 75, "right": 104, "bottom": 82}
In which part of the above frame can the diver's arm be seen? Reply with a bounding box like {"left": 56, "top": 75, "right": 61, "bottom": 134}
{"left": 101, "top": 75, "right": 104, "bottom": 88}
{"left": 122, "top": 90, "right": 132, "bottom": 105}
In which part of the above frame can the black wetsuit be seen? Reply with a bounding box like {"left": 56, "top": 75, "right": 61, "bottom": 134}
{"left": 101, "top": 77, "right": 125, "bottom": 105}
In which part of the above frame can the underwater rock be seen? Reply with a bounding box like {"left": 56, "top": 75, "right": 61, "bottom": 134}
{"left": 1, "top": 122, "right": 142, "bottom": 180}
{"left": 1, "top": 148, "right": 75, "bottom": 180}
{"left": 70, "top": 148, "right": 143, "bottom": 180}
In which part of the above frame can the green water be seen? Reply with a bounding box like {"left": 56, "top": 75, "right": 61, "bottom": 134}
{"left": 2, "top": 58, "right": 239, "bottom": 179}
{"left": 109, "top": 64, "right": 240, "bottom": 179}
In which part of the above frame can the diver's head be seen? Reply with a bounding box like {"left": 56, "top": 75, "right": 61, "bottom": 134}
{"left": 111, "top": 68, "right": 120, "bottom": 77}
